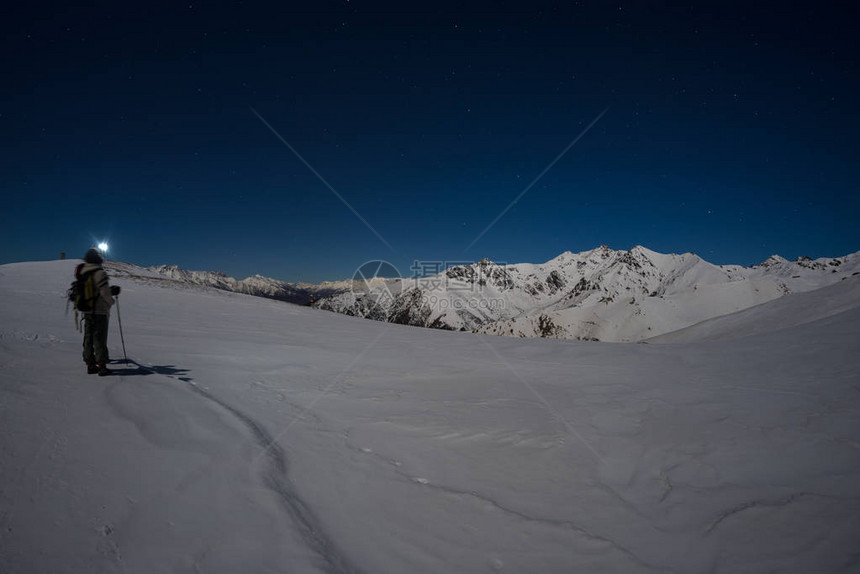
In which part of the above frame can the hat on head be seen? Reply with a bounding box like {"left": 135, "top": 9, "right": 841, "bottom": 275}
{"left": 84, "top": 247, "right": 104, "bottom": 265}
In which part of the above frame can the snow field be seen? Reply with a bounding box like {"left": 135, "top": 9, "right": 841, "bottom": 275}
{"left": 1, "top": 260, "right": 859, "bottom": 573}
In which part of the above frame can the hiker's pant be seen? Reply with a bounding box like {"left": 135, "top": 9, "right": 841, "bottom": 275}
{"left": 82, "top": 313, "right": 110, "bottom": 364}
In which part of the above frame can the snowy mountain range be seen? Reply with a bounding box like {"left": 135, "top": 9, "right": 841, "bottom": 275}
{"left": 137, "top": 246, "right": 860, "bottom": 343}
{"left": 146, "top": 264, "right": 351, "bottom": 305}
{"left": 314, "top": 246, "right": 860, "bottom": 342}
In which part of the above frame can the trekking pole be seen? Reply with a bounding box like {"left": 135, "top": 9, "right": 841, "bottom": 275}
{"left": 115, "top": 295, "right": 129, "bottom": 364}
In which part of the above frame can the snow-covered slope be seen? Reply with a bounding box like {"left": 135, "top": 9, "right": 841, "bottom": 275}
{"left": 316, "top": 246, "right": 860, "bottom": 342}
{"left": 148, "top": 264, "right": 350, "bottom": 304}
{"left": 648, "top": 275, "right": 860, "bottom": 343}
{"left": 1, "top": 259, "right": 859, "bottom": 573}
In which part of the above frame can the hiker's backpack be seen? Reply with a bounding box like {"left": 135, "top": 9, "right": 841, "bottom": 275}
{"left": 68, "top": 264, "right": 99, "bottom": 313}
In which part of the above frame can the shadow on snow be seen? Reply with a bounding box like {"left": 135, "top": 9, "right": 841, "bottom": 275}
{"left": 109, "top": 359, "right": 190, "bottom": 379}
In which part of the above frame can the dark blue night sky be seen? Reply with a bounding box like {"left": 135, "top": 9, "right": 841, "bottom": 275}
{"left": 3, "top": 1, "right": 858, "bottom": 282}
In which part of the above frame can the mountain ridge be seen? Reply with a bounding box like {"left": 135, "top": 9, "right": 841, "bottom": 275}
{"left": 146, "top": 264, "right": 350, "bottom": 305}
{"left": 132, "top": 246, "right": 859, "bottom": 342}
{"left": 314, "top": 246, "right": 860, "bottom": 342}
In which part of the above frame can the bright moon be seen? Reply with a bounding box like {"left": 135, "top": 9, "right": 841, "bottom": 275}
{"left": 98, "top": 242, "right": 109, "bottom": 252}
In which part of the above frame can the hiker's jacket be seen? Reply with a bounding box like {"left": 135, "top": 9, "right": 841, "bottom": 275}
{"left": 77, "top": 263, "right": 115, "bottom": 315}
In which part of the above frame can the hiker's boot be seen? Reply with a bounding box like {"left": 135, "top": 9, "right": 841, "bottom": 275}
{"left": 97, "top": 362, "right": 111, "bottom": 377}
{"left": 86, "top": 361, "right": 99, "bottom": 374}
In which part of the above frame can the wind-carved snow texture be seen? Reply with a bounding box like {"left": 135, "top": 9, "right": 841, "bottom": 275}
{"left": 97, "top": 361, "right": 361, "bottom": 573}
{"left": 96, "top": 351, "right": 360, "bottom": 573}
{"left": 339, "top": 433, "right": 659, "bottom": 571}
{"left": 705, "top": 492, "right": 812, "bottom": 534}
{"left": 2, "top": 259, "right": 860, "bottom": 573}
{"left": 181, "top": 380, "right": 362, "bottom": 574}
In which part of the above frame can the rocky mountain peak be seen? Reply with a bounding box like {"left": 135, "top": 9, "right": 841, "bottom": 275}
{"left": 316, "top": 246, "right": 860, "bottom": 342}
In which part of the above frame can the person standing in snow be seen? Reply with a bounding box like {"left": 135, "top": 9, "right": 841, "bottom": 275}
{"left": 76, "top": 248, "right": 120, "bottom": 376}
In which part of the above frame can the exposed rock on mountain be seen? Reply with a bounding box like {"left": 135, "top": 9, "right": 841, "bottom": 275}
{"left": 315, "top": 246, "right": 860, "bottom": 342}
